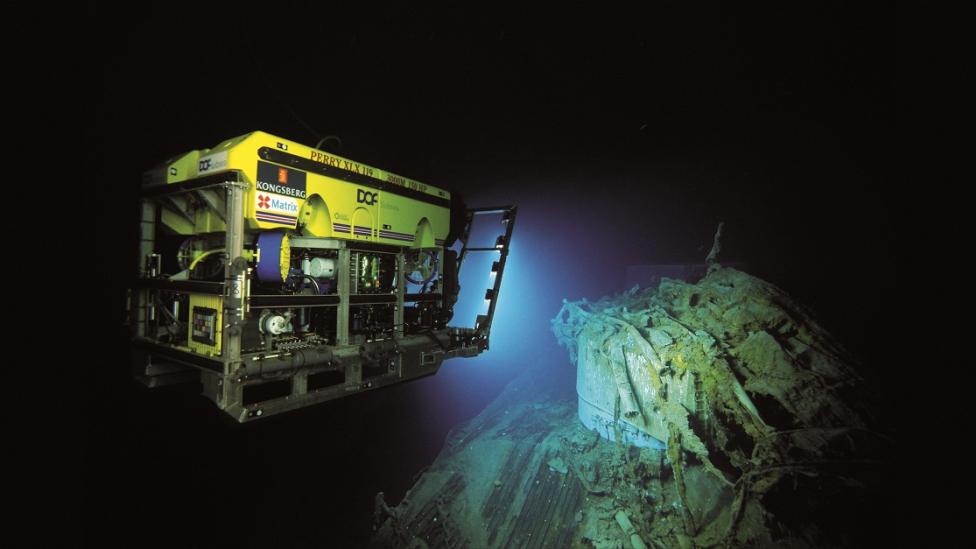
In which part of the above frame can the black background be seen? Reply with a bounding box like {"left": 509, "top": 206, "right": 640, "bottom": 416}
{"left": 84, "top": 4, "right": 895, "bottom": 547}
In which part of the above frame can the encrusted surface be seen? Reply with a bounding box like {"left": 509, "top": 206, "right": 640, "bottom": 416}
{"left": 373, "top": 267, "right": 888, "bottom": 548}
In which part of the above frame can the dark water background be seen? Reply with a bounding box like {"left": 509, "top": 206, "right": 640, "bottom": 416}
{"left": 82, "top": 5, "right": 895, "bottom": 547}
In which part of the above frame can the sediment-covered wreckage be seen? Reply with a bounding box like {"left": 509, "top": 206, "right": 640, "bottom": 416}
{"left": 372, "top": 237, "right": 890, "bottom": 548}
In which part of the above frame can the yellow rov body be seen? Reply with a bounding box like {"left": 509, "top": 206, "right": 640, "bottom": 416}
{"left": 144, "top": 130, "right": 451, "bottom": 248}
{"left": 132, "top": 132, "right": 516, "bottom": 422}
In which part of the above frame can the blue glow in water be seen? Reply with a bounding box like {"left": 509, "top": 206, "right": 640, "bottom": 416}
{"left": 450, "top": 250, "right": 495, "bottom": 329}
{"left": 449, "top": 210, "right": 507, "bottom": 329}
{"left": 408, "top": 196, "right": 633, "bottom": 423}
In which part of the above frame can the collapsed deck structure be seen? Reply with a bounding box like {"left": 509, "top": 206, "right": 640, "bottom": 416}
{"left": 373, "top": 260, "right": 889, "bottom": 548}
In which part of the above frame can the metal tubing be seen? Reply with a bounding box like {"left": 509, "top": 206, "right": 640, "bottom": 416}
{"left": 395, "top": 252, "right": 405, "bottom": 337}
{"left": 337, "top": 247, "right": 351, "bottom": 346}
{"left": 241, "top": 347, "right": 339, "bottom": 377}
{"left": 222, "top": 182, "right": 247, "bottom": 378}
{"left": 136, "top": 200, "right": 157, "bottom": 337}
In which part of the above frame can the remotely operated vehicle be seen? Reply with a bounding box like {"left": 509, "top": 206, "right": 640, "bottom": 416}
{"left": 129, "top": 131, "right": 516, "bottom": 422}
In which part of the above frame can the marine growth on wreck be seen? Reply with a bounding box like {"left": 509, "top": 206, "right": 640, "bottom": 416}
{"left": 373, "top": 246, "right": 889, "bottom": 548}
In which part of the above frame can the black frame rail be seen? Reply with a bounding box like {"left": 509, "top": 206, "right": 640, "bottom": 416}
{"left": 456, "top": 205, "right": 517, "bottom": 348}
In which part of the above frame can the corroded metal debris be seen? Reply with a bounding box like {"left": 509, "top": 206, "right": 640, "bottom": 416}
{"left": 373, "top": 262, "right": 889, "bottom": 548}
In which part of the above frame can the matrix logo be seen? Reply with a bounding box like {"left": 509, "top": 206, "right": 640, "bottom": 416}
{"left": 357, "top": 189, "right": 378, "bottom": 205}
{"left": 256, "top": 194, "right": 298, "bottom": 213}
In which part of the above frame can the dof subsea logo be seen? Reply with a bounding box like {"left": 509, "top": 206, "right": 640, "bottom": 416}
{"left": 357, "top": 189, "right": 378, "bottom": 205}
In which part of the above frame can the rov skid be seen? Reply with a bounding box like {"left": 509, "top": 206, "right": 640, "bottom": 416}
{"left": 129, "top": 131, "right": 515, "bottom": 422}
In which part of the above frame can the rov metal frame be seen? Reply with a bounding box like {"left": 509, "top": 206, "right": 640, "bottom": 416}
{"left": 130, "top": 170, "right": 517, "bottom": 422}
{"left": 456, "top": 206, "right": 518, "bottom": 347}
